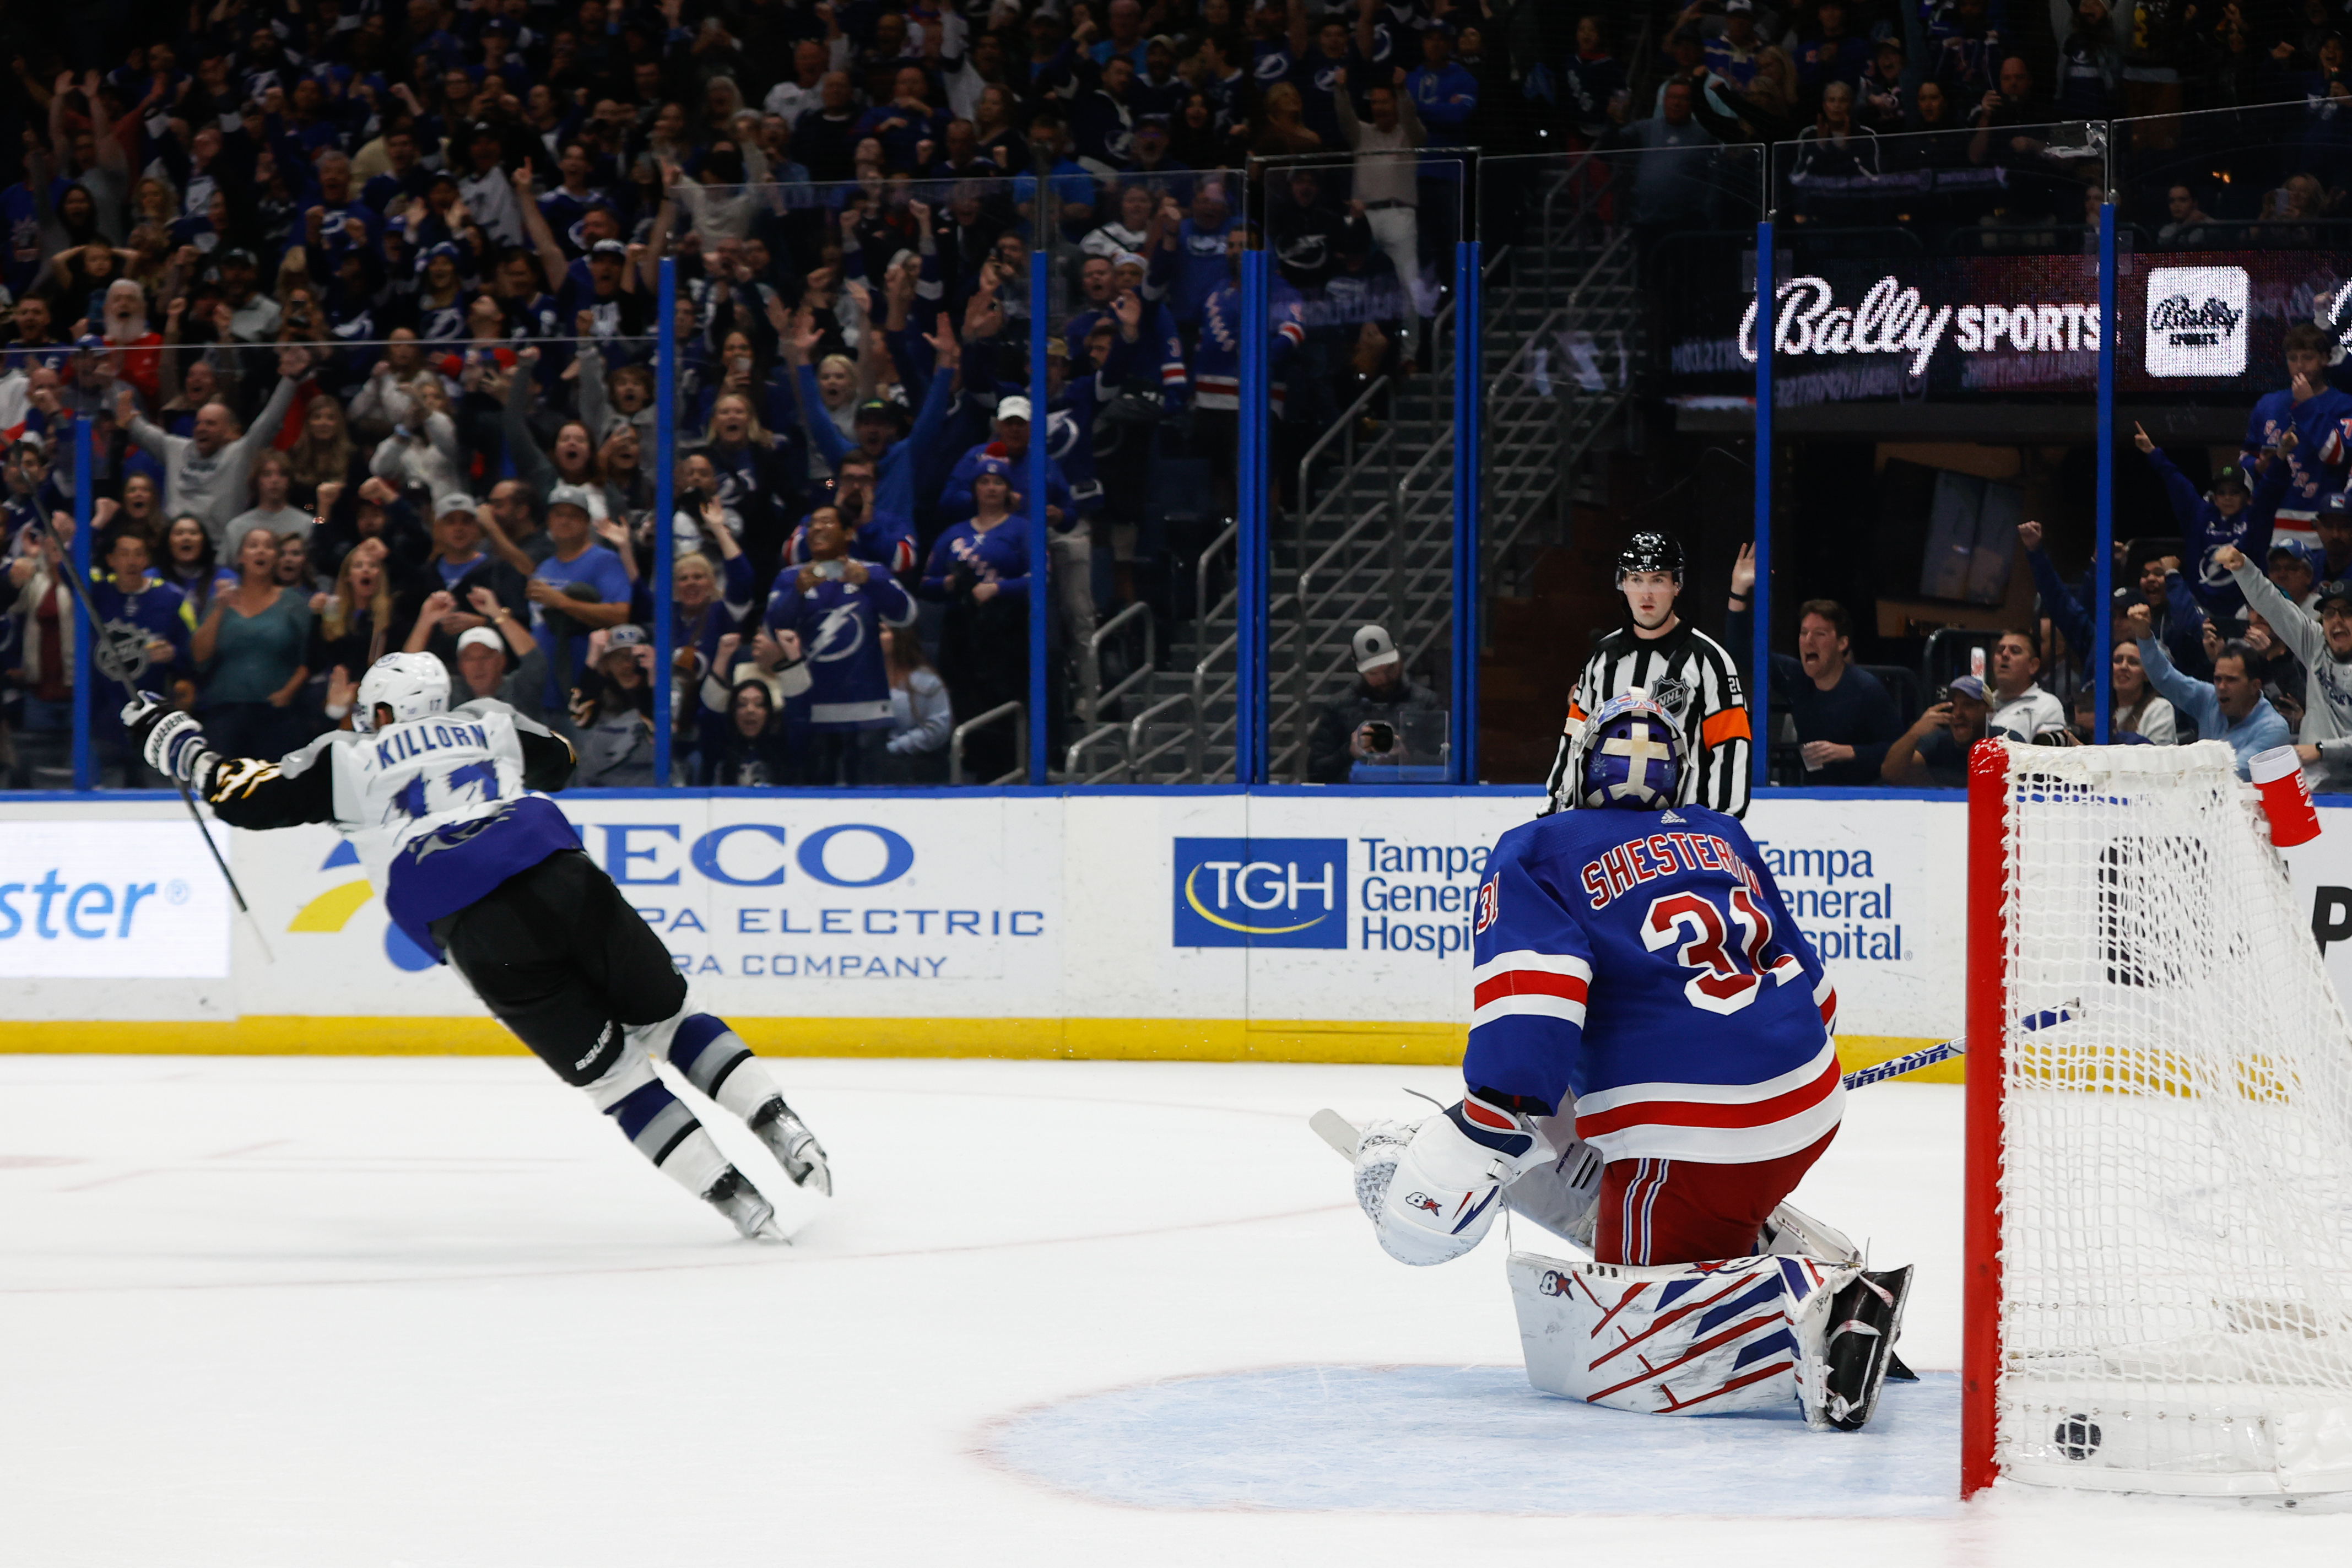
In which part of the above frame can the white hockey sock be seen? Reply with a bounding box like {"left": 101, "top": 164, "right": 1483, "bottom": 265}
{"left": 585, "top": 1047, "right": 731, "bottom": 1198}
{"left": 660, "top": 1012, "right": 786, "bottom": 1125}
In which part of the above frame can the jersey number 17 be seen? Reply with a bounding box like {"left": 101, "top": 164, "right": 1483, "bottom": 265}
{"left": 391, "top": 760, "right": 502, "bottom": 820}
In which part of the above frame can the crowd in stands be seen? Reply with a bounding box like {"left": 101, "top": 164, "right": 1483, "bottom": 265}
{"left": 1567, "top": 0, "right": 2352, "bottom": 240}
{"left": 0, "top": 0, "right": 1538, "bottom": 788}
{"left": 1739, "top": 320, "right": 2352, "bottom": 792}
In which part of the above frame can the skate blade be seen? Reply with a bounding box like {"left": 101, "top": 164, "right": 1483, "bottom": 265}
{"left": 1309, "top": 1109, "right": 1360, "bottom": 1161}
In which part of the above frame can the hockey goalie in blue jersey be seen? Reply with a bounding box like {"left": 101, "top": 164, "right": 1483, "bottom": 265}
{"left": 1342, "top": 691, "right": 1912, "bottom": 1430}
{"left": 121, "top": 652, "right": 830, "bottom": 1240}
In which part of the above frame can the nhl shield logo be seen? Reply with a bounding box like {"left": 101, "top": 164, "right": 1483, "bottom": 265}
{"left": 1648, "top": 675, "right": 1694, "bottom": 722}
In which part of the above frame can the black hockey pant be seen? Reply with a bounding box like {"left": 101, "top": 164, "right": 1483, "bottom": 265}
{"left": 431, "top": 850, "right": 685, "bottom": 1086}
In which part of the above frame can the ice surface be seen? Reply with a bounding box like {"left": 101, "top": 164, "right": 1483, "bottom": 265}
{"left": 988, "top": 1365, "right": 1962, "bottom": 1516}
{"left": 0, "top": 1057, "right": 2340, "bottom": 1566}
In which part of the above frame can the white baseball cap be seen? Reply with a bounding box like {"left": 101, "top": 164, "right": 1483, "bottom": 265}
{"left": 456, "top": 626, "right": 505, "bottom": 654}
{"left": 997, "top": 396, "right": 1032, "bottom": 422}
{"left": 547, "top": 482, "right": 605, "bottom": 521}
{"left": 1353, "top": 624, "right": 1401, "bottom": 672}
{"left": 435, "top": 491, "right": 478, "bottom": 518}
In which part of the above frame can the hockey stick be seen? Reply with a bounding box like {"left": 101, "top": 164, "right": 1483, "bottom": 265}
{"left": 1308, "top": 1003, "right": 2081, "bottom": 1160}
{"left": 37, "top": 519, "right": 274, "bottom": 962}
{"left": 1840, "top": 1002, "right": 2078, "bottom": 1090}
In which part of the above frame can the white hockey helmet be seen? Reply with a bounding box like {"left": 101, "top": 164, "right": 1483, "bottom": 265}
{"left": 355, "top": 651, "right": 452, "bottom": 733}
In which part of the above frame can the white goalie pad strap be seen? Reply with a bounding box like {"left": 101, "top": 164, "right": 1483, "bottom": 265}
{"left": 1758, "top": 1199, "right": 1861, "bottom": 1268}
{"left": 1501, "top": 1117, "right": 1605, "bottom": 1251}
{"left": 1508, "top": 1250, "right": 1858, "bottom": 1418}
{"left": 1357, "top": 1103, "right": 1555, "bottom": 1267}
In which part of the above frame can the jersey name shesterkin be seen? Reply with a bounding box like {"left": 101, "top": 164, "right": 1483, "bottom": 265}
{"left": 1545, "top": 619, "right": 1751, "bottom": 817}
{"left": 1464, "top": 803, "right": 1840, "bottom": 1164}
{"left": 218, "top": 699, "right": 577, "bottom": 953}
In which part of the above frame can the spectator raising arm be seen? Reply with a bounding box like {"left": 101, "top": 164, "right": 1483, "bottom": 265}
{"left": 2223, "top": 545, "right": 2352, "bottom": 788}
{"left": 2017, "top": 521, "right": 2092, "bottom": 669}
{"left": 2128, "top": 601, "right": 2290, "bottom": 777}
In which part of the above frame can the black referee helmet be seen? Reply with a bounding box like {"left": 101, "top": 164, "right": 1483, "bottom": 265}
{"left": 1615, "top": 531, "right": 1686, "bottom": 585}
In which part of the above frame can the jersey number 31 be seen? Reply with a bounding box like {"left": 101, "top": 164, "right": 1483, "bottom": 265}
{"left": 1639, "top": 888, "right": 1801, "bottom": 1014}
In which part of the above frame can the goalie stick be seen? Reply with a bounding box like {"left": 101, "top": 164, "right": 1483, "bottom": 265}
{"left": 1309, "top": 1003, "right": 2079, "bottom": 1159}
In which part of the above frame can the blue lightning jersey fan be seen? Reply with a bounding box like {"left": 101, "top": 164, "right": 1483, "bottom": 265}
{"left": 1465, "top": 802, "right": 1841, "bottom": 1165}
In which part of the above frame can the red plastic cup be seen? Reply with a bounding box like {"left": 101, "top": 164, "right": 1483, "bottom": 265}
{"left": 2251, "top": 745, "right": 2322, "bottom": 848}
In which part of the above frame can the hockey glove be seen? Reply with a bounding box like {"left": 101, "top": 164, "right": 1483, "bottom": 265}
{"left": 120, "top": 690, "right": 168, "bottom": 738}
{"left": 139, "top": 708, "right": 219, "bottom": 789}
{"left": 1356, "top": 1094, "right": 1555, "bottom": 1267}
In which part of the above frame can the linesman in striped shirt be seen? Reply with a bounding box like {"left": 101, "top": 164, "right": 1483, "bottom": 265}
{"left": 1543, "top": 532, "right": 1751, "bottom": 817}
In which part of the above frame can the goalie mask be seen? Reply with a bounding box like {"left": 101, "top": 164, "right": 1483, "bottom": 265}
{"left": 355, "top": 651, "right": 453, "bottom": 734}
{"left": 1567, "top": 690, "right": 1685, "bottom": 811}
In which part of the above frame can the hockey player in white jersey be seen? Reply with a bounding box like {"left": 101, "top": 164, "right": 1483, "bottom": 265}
{"left": 1345, "top": 692, "right": 1910, "bottom": 1430}
{"left": 122, "top": 652, "right": 830, "bottom": 1239}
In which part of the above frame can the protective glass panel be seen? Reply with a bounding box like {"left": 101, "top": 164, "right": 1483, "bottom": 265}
{"left": 30, "top": 164, "right": 1273, "bottom": 794}
{"left": 1474, "top": 137, "right": 1765, "bottom": 797}
{"left": 1239, "top": 152, "right": 1462, "bottom": 786}
{"left": 1765, "top": 121, "right": 2107, "bottom": 790}
{"left": 2109, "top": 101, "right": 2350, "bottom": 760}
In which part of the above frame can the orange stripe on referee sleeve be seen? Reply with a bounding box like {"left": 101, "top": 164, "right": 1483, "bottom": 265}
{"left": 1701, "top": 707, "right": 1753, "bottom": 749}
{"left": 1567, "top": 702, "right": 1587, "bottom": 723}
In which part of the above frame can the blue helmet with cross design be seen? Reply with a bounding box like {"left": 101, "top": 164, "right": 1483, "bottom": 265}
{"left": 1570, "top": 689, "right": 1685, "bottom": 811}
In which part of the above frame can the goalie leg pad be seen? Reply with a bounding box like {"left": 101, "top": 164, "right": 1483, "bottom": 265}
{"left": 1510, "top": 1250, "right": 1860, "bottom": 1417}
{"left": 1355, "top": 1094, "right": 1554, "bottom": 1267}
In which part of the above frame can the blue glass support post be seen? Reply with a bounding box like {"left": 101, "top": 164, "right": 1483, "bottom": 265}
{"left": 72, "top": 415, "right": 93, "bottom": 791}
{"left": 654, "top": 258, "right": 677, "bottom": 787}
{"left": 1236, "top": 247, "right": 1269, "bottom": 785}
{"left": 1029, "top": 247, "right": 1051, "bottom": 783}
{"left": 1450, "top": 240, "right": 1482, "bottom": 785}
{"left": 1751, "top": 221, "right": 1774, "bottom": 793}
{"left": 2095, "top": 201, "right": 2116, "bottom": 740}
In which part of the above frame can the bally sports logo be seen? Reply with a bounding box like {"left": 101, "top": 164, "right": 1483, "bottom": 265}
{"left": 2144, "top": 266, "right": 2248, "bottom": 378}
{"left": 1171, "top": 837, "right": 1347, "bottom": 949}
{"left": 1739, "top": 275, "right": 2102, "bottom": 378}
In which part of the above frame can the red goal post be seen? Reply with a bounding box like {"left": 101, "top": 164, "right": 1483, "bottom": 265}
{"left": 1962, "top": 738, "right": 2352, "bottom": 1499}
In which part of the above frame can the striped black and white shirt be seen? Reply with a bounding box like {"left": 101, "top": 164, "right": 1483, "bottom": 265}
{"left": 1543, "top": 618, "right": 1752, "bottom": 817}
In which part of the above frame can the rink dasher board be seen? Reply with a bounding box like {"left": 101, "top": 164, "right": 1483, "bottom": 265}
{"left": 8, "top": 790, "right": 2352, "bottom": 1060}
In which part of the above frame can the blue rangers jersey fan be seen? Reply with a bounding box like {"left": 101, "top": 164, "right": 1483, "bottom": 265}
{"left": 1468, "top": 704, "right": 1840, "bottom": 1162}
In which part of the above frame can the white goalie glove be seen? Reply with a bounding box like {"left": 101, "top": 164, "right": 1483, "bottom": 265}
{"left": 1353, "top": 1095, "right": 1556, "bottom": 1266}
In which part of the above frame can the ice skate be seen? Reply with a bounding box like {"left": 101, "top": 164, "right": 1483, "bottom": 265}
{"left": 750, "top": 1098, "right": 832, "bottom": 1197}
{"left": 1816, "top": 1264, "right": 1913, "bottom": 1432}
{"left": 703, "top": 1166, "right": 782, "bottom": 1240}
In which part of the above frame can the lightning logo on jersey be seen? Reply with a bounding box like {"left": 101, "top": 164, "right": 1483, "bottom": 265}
{"left": 271, "top": 700, "right": 580, "bottom": 958}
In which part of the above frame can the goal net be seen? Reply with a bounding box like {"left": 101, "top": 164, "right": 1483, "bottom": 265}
{"left": 1965, "top": 739, "right": 2352, "bottom": 1497}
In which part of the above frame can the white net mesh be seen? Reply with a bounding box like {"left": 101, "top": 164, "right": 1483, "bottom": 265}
{"left": 1993, "top": 741, "right": 2352, "bottom": 1495}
